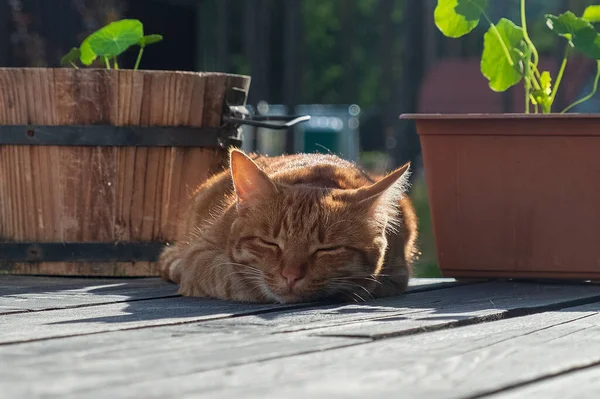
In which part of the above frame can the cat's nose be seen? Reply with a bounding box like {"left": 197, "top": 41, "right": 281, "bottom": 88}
{"left": 281, "top": 266, "right": 305, "bottom": 289}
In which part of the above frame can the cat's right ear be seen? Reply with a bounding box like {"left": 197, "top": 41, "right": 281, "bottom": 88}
{"left": 229, "top": 149, "right": 278, "bottom": 203}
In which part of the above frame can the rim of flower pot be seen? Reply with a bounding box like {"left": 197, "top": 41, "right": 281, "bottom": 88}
{"left": 400, "top": 113, "right": 600, "bottom": 120}
{"left": 0, "top": 67, "right": 251, "bottom": 79}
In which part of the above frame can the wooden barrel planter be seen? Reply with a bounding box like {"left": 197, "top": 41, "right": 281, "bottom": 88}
{"left": 0, "top": 68, "right": 252, "bottom": 277}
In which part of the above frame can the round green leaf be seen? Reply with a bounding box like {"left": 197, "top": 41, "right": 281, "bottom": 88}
{"left": 546, "top": 12, "right": 600, "bottom": 59}
{"left": 481, "top": 18, "right": 525, "bottom": 92}
{"left": 139, "top": 34, "right": 163, "bottom": 47}
{"left": 79, "top": 40, "right": 97, "bottom": 66}
{"left": 434, "top": 0, "right": 488, "bottom": 38}
{"left": 85, "top": 19, "right": 144, "bottom": 58}
{"left": 60, "top": 47, "right": 80, "bottom": 66}
{"left": 583, "top": 5, "right": 600, "bottom": 23}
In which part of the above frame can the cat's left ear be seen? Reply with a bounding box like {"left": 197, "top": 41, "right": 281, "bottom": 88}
{"left": 354, "top": 162, "right": 411, "bottom": 205}
{"left": 230, "top": 149, "right": 278, "bottom": 203}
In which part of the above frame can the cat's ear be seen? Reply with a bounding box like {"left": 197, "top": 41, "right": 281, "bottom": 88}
{"left": 354, "top": 162, "right": 411, "bottom": 205}
{"left": 229, "top": 149, "right": 278, "bottom": 203}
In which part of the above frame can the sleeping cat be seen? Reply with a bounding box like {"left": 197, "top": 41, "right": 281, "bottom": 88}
{"left": 159, "top": 148, "right": 418, "bottom": 304}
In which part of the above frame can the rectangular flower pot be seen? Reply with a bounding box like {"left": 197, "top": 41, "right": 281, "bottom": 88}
{"left": 0, "top": 68, "right": 251, "bottom": 277}
{"left": 401, "top": 113, "right": 600, "bottom": 281}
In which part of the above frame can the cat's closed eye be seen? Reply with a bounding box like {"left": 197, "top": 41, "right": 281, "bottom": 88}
{"left": 252, "top": 237, "right": 281, "bottom": 250}
{"left": 313, "top": 246, "right": 347, "bottom": 256}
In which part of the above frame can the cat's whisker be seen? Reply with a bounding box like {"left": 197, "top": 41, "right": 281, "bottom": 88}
{"left": 327, "top": 280, "right": 374, "bottom": 302}
{"left": 330, "top": 276, "right": 383, "bottom": 286}
{"left": 350, "top": 291, "right": 365, "bottom": 303}
{"left": 232, "top": 275, "right": 275, "bottom": 302}
{"left": 221, "top": 269, "right": 263, "bottom": 280}
{"left": 237, "top": 276, "right": 278, "bottom": 303}
{"left": 216, "top": 262, "right": 266, "bottom": 280}
{"left": 323, "top": 283, "right": 358, "bottom": 303}
{"left": 343, "top": 282, "right": 374, "bottom": 300}
{"left": 216, "top": 261, "right": 260, "bottom": 270}
{"left": 357, "top": 285, "right": 375, "bottom": 300}
{"left": 248, "top": 282, "right": 271, "bottom": 301}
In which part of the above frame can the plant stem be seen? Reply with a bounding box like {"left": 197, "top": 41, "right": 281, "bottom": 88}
{"left": 134, "top": 47, "right": 144, "bottom": 70}
{"left": 523, "top": 45, "right": 532, "bottom": 114}
{"left": 528, "top": 62, "right": 542, "bottom": 90}
{"left": 550, "top": 45, "right": 570, "bottom": 106}
{"left": 69, "top": 62, "right": 79, "bottom": 69}
{"left": 530, "top": 63, "right": 541, "bottom": 80}
{"left": 524, "top": 79, "right": 531, "bottom": 114}
{"left": 523, "top": 0, "right": 545, "bottom": 95}
{"left": 104, "top": 56, "right": 111, "bottom": 69}
{"left": 562, "top": 60, "right": 600, "bottom": 113}
{"left": 113, "top": 56, "right": 119, "bottom": 70}
{"left": 521, "top": 0, "right": 539, "bottom": 68}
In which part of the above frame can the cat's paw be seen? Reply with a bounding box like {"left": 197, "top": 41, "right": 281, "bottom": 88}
{"left": 372, "top": 272, "right": 409, "bottom": 298}
{"left": 158, "top": 246, "right": 182, "bottom": 283}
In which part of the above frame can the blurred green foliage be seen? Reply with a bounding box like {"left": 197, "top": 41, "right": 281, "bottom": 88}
{"left": 237, "top": 0, "right": 586, "bottom": 108}
{"left": 299, "top": 0, "right": 403, "bottom": 107}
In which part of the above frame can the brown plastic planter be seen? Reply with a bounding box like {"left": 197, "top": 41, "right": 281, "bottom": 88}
{"left": 401, "top": 113, "right": 600, "bottom": 281}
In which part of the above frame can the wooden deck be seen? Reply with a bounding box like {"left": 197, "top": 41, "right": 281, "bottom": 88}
{"left": 2, "top": 276, "right": 600, "bottom": 398}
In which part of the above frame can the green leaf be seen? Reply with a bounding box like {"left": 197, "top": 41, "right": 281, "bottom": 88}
{"left": 138, "top": 34, "right": 163, "bottom": 47}
{"left": 85, "top": 19, "right": 144, "bottom": 59}
{"left": 546, "top": 12, "right": 600, "bottom": 59}
{"left": 79, "top": 40, "right": 97, "bottom": 66}
{"left": 583, "top": 5, "right": 600, "bottom": 23}
{"left": 481, "top": 18, "right": 526, "bottom": 92}
{"left": 60, "top": 47, "right": 80, "bottom": 66}
{"left": 434, "top": 0, "right": 488, "bottom": 38}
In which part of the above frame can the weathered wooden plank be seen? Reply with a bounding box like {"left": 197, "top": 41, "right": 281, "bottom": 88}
{"left": 0, "top": 276, "right": 179, "bottom": 314}
{"left": 1, "top": 276, "right": 96, "bottom": 291}
{"left": 3, "top": 300, "right": 600, "bottom": 399}
{"left": 403, "top": 277, "right": 459, "bottom": 292}
{"left": 0, "top": 323, "right": 368, "bottom": 399}
{"left": 310, "top": 281, "right": 600, "bottom": 338}
{"left": 487, "top": 365, "right": 600, "bottom": 399}
{"left": 0, "top": 276, "right": 170, "bottom": 294}
{"left": 0, "top": 280, "right": 598, "bottom": 398}
{"left": 0, "top": 277, "right": 454, "bottom": 342}
{"left": 0, "top": 276, "right": 456, "bottom": 297}
{"left": 24, "top": 301, "right": 599, "bottom": 399}
{"left": 3, "top": 280, "right": 597, "bottom": 346}
{"left": 197, "top": 281, "right": 600, "bottom": 336}
{"left": 0, "top": 296, "right": 297, "bottom": 345}
{"left": 0, "top": 276, "right": 455, "bottom": 313}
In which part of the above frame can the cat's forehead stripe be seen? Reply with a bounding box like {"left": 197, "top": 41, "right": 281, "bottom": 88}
{"left": 271, "top": 191, "right": 324, "bottom": 240}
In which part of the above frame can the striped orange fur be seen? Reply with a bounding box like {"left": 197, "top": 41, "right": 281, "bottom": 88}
{"left": 158, "top": 148, "right": 418, "bottom": 304}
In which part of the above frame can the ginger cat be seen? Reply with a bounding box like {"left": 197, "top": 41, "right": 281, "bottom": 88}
{"left": 159, "top": 149, "right": 418, "bottom": 304}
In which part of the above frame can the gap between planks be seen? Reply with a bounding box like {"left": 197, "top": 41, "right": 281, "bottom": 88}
{"left": 1, "top": 294, "right": 181, "bottom": 316}
{"left": 313, "top": 293, "right": 600, "bottom": 340}
{"left": 483, "top": 361, "right": 600, "bottom": 399}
